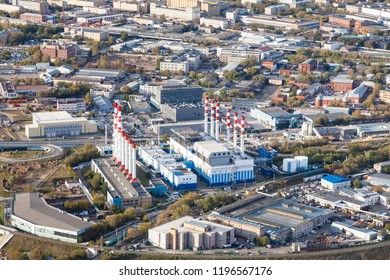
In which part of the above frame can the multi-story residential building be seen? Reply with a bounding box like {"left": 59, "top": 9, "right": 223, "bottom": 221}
{"left": 12, "top": 0, "right": 50, "bottom": 14}
{"left": 41, "top": 42, "right": 76, "bottom": 59}
{"left": 217, "top": 46, "right": 261, "bottom": 63}
{"left": 20, "top": 13, "right": 47, "bottom": 23}
{"left": 113, "top": 0, "right": 141, "bottom": 12}
{"left": 56, "top": 98, "right": 86, "bottom": 113}
{"left": 150, "top": 3, "right": 201, "bottom": 21}
{"left": 379, "top": 89, "right": 390, "bottom": 104}
{"left": 265, "top": 4, "right": 289, "bottom": 15}
{"left": 66, "top": 0, "right": 106, "bottom": 7}
{"left": 0, "top": 3, "right": 22, "bottom": 13}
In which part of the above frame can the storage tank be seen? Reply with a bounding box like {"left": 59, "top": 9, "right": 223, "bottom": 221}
{"left": 283, "top": 158, "right": 297, "bottom": 173}
{"left": 294, "top": 156, "right": 309, "bottom": 171}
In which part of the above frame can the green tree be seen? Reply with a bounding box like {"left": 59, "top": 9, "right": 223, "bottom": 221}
{"left": 353, "top": 179, "right": 362, "bottom": 189}
{"left": 70, "top": 249, "right": 88, "bottom": 260}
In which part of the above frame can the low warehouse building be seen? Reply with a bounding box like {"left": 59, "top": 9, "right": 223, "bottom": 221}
{"left": 11, "top": 192, "right": 93, "bottom": 243}
{"left": 321, "top": 174, "right": 351, "bottom": 191}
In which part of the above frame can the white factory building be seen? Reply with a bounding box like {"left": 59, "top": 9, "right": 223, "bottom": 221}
{"left": 11, "top": 193, "right": 93, "bottom": 243}
{"left": 25, "top": 111, "right": 97, "bottom": 138}
{"left": 282, "top": 156, "right": 309, "bottom": 173}
{"left": 169, "top": 97, "right": 255, "bottom": 186}
{"left": 138, "top": 146, "right": 197, "bottom": 190}
{"left": 148, "top": 216, "right": 235, "bottom": 250}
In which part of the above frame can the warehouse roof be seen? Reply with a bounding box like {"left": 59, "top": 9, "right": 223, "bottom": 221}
{"left": 12, "top": 193, "right": 92, "bottom": 232}
{"left": 322, "top": 174, "right": 350, "bottom": 183}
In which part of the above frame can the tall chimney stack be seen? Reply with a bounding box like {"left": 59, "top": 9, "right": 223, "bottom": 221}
{"left": 226, "top": 108, "right": 231, "bottom": 148}
{"left": 204, "top": 96, "right": 209, "bottom": 135}
{"left": 120, "top": 131, "right": 126, "bottom": 170}
{"left": 123, "top": 134, "right": 129, "bottom": 175}
{"left": 240, "top": 116, "right": 245, "bottom": 157}
{"left": 215, "top": 102, "right": 220, "bottom": 141}
{"left": 233, "top": 112, "right": 238, "bottom": 153}
{"left": 210, "top": 100, "right": 215, "bottom": 138}
{"left": 132, "top": 143, "right": 137, "bottom": 180}
{"left": 116, "top": 105, "right": 122, "bottom": 165}
{"left": 112, "top": 102, "right": 118, "bottom": 161}
{"left": 127, "top": 138, "right": 133, "bottom": 179}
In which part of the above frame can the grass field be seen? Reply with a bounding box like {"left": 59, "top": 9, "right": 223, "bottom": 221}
{"left": 0, "top": 150, "right": 52, "bottom": 159}
{"left": 3, "top": 235, "right": 84, "bottom": 260}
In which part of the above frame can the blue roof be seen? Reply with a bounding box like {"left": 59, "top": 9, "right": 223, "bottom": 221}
{"left": 322, "top": 174, "right": 349, "bottom": 183}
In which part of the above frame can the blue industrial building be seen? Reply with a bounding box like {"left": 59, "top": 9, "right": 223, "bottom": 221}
{"left": 258, "top": 146, "right": 278, "bottom": 159}
{"left": 146, "top": 179, "right": 167, "bottom": 197}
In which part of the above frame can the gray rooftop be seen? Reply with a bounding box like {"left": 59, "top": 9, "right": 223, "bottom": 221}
{"left": 12, "top": 193, "right": 92, "bottom": 232}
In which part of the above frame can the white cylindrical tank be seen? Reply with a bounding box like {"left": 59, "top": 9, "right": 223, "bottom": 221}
{"left": 294, "top": 156, "right": 309, "bottom": 171}
{"left": 283, "top": 158, "right": 297, "bottom": 173}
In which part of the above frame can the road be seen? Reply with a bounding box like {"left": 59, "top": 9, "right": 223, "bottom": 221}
{"left": 0, "top": 139, "right": 106, "bottom": 147}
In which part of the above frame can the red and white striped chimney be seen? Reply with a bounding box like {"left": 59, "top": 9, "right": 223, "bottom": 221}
{"left": 127, "top": 138, "right": 133, "bottom": 179}
{"left": 226, "top": 108, "right": 231, "bottom": 148}
{"left": 112, "top": 102, "right": 118, "bottom": 161}
{"left": 240, "top": 116, "right": 245, "bottom": 157}
{"left": 120, "top": 131, "right": 126, "bottom": 170}
{"left": 204, "top": 96, "right": 209, "bottom": 135}
{"left": 215, "top": 102, "right": 220, "bottom": 141}
{"left": 132, "top": 143, "right": 137, "bottom": 180}
{"left": 116, "top": 105, "right": 122, "bottom": 165}
{"left": 233, "top": 112, "right": 238, "bottom": 153}
{"left": 210, "top": 100, "right": 215, "bottom": 138}
{"left": 123, "top": 134, "right": 129, "bottom": 175}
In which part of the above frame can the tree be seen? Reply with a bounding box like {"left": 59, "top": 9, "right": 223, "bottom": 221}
{"left": 29, "top": 247, "right": 45, "bottom": 260}
{"left": 353, "top": 179, "right": 362, "bottom": 189}
{"left": 161, "top": 134, "right": 170, "bottom": 143}
{"left": 372, "top": 185, "right": 383, "bottom": 192}
{"left": 70, "top": 249, "right": 88, "bottom": 260}
{"left": 255, "top": 236, "right": 270, "bottom": 246}
{"left": 386, "top": 224, "right": 390, "bottom": 231}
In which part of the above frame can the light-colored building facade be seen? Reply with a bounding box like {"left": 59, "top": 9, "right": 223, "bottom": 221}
{"left": 56, "top": 98, "right": 86, "bottom": 113}
{"left": 25, "top": 111, "right": 97, "bottom": 138}
{"left": 150, "top": 3, "right": 201, "bottom": 21}
{"left": 148, "top": 216, "right": 235, "bottom": 250}
{"left": 12, "top": 0, "right": 50, "bottom": 14}
{"left": 321, "top": 175, "right": 351, "bottom": 191}
{"left": 11, "top": 192, "right": 92, "bottom": 243}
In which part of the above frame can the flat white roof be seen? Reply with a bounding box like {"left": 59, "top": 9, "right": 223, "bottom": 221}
{"left": 33, "top": 111, "right": 87, "bottom": 124}
{"left": 194, "top": 141, "right": 230, "bottom": 158}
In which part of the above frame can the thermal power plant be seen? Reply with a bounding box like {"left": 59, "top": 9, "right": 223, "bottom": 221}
{"left": 283, "top": 158, "right": 297, "bottom": 173}
{"left": 204, "top": 96, "right": 209, "bottom": 134}
{"left": 91, "top": 101, "right": 152, "bottom": 209}
{"left": 169, "top": 97, "right": 255, "bottom": 187}
{"left": 294, "top": 156, "right": 309, "bottom": 171}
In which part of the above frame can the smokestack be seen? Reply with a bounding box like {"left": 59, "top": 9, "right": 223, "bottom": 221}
{"left": 210, "top": 100, "right": 215, "bottom": 138}
{"left": 127, "top": 138, "right": 133, "bottom": 179}
{"left": 215, "top": 102, "right": 220, "bottom": 141}
{"left": 204, "top": 96, "right": 209, "bottom": 135}
{"left": 112, "top": 102, "right": 118, "bottom": 161}
{"left": 240, "top": 116, "right": 245, "bottom": 157}
{"left": 226, "top": 108, "right": 231, "bottom": 148}
{"left": 233, "top": 112, "right": 238, "bottom": 153}
{"left": 116, "top": 105, "right": 122, "bottom": 165}
{"left": 132, "top": 144, "right": 137, "bottom": 180}
{"left": 123, "top": 134, "right": 129, "bottom": 175}
{"left": 120, "top": 131, "right": 126, "bottom": 170}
